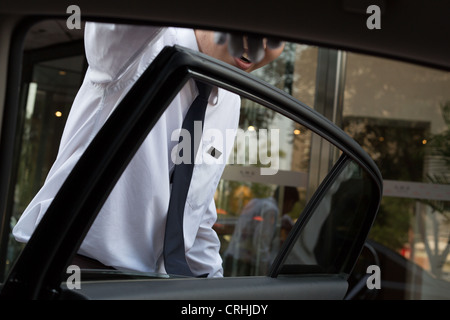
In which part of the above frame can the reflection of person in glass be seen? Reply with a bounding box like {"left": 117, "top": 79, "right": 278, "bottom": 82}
{"left": 224, "top": 186, "right": 299, "bottom": 276}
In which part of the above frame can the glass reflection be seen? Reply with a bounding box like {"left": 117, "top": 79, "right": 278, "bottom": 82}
{"left": 285, "top": 159, "right": 375, "bottom": 274}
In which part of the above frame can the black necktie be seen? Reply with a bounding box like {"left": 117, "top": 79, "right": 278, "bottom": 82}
{"left": 163, "top": 81, "right": 212, "bottom": 277}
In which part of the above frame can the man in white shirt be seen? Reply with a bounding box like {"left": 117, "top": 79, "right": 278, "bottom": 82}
{"left": 12, "top": 22, "right": 284, "bottom": 277}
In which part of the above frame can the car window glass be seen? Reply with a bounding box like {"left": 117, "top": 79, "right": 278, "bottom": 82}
{"left": 279, "top": 158, "right": 378, "bottom": 276}
{"left": 217, "top": 98, "right": 341, "bottom": 277}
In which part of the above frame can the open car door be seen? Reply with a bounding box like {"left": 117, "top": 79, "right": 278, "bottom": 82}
{"left": 0, "top": 45, "right": 382, "bottom": 300}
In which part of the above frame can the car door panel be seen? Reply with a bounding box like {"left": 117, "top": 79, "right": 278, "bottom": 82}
{"left": 63, "top": 275, "right": 348, "bottom": 300}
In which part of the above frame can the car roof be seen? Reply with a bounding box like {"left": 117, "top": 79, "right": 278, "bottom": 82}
{"left": 0, "top": 0, "right": 449, "bottom": 71}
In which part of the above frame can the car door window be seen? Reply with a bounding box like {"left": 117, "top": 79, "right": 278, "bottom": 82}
{"left": 216, "top": 97, "right": 342, "bottom": 277}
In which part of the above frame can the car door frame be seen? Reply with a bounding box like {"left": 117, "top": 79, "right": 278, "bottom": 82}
{"left": 0, "top": 36, "right": 382, "bottom": 299}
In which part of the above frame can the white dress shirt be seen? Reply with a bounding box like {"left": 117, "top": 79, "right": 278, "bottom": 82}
{"left": 13, "top": 22, "right": 241, "bottom": 277}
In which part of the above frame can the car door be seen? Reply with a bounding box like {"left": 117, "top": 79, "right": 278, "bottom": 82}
{"left": 0, "top": 43, "right": 382, "bottom": 300}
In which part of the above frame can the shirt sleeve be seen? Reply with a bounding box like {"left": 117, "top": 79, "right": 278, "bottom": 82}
{"left": 185, "top": 199, "right": 224, "bottom": 277}
{"left": 84, "top": 22, "right": 164, "bottom": 84}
